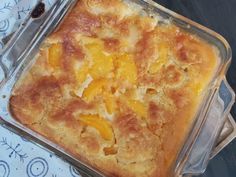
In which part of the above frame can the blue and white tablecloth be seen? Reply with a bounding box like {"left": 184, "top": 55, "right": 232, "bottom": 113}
{"left": 0, "top": 1, "right": 81, "bottom": 177}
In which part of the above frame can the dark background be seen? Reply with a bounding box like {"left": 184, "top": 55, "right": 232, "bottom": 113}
{"left": 154, "top": 0, "right": 236, "bottom": 176}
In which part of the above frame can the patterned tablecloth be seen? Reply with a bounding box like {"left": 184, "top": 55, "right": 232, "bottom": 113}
{"left": 0, "top": 1, "right": 82, "bottom": 177}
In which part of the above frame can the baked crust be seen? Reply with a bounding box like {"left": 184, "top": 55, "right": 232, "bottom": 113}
{"left": 10, "top": 0, "right": 218, "bottom": 176}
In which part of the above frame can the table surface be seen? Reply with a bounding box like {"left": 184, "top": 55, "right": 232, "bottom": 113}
{"left": 0, "top": 0, "right": 235, "bottom": 177}
{"left": 156, "top": 0, "right": 236, "bottom": 177}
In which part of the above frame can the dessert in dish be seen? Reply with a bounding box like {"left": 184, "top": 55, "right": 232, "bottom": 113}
{"left": 10, "top": 0, "right": 218, "bottom": 176}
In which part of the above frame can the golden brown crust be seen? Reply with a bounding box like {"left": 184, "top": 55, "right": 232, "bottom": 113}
{"left": 10, "top": 0, "right": 219, "bottom": 177}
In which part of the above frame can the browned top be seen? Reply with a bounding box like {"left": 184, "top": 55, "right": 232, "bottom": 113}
{"left": 10, "top": 0, "right": 218, "bottom": 177}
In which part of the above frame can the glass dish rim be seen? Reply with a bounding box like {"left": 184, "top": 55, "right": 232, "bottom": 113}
{"left": 0, "top": 0, "right": 233, "bottom": 176}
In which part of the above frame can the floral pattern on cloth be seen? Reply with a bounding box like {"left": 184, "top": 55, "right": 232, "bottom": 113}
{"left": 0, "top": 0, "right": 81, "bottom": 177}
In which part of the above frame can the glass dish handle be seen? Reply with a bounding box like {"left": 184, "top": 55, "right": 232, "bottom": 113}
{"left": 0, "top": 0, "right": 77, "bottom": 81}
{"left": 211, "top": 113, "right": 236, "bottom": 158}
{"left": 0, "top": 1, "right": 52, "bottom": 79}
{"left": 181, "top": 78, "right": 235, "bottom": 176}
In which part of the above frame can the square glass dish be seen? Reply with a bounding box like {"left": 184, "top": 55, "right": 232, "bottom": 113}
{"left": 0, "top": 0, "right": 235, "bottom": 176}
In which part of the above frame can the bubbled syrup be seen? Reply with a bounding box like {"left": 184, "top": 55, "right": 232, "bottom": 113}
{"left": 31, "top": 2, "right": 45, "bottom": 18}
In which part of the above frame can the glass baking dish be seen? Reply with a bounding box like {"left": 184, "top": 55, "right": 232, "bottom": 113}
{"left": 0, "top": 0, "right": 235, "bottom": 176}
